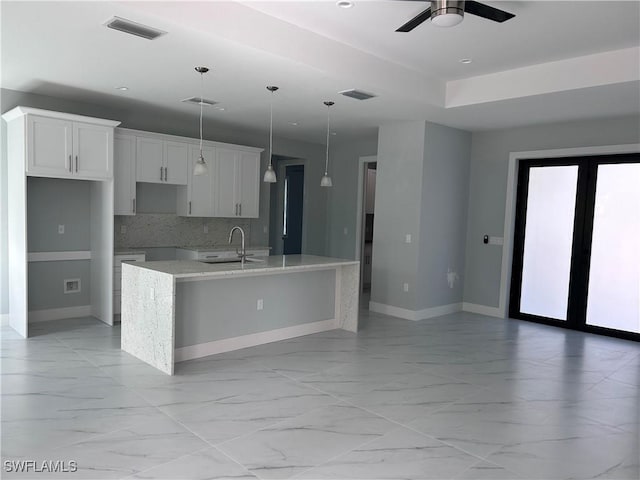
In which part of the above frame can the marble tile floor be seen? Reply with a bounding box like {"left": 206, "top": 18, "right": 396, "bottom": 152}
{"left": 1, "top": 310, "right": 639, "bottom": 480}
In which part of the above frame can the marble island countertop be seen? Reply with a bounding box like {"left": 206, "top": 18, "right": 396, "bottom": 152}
{"left": 127, "top": 254, "right": 359, "bottom": 280}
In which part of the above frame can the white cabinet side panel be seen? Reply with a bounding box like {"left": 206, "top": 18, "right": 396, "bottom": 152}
{"left": 91, "top": 180, "right": 114, "bottom": 325}
{"left": 7, "top": 120, "right": 28, "bottom": 337}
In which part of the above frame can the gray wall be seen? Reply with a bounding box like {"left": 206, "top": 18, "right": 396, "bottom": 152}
{"left": 175, "top": 269, "right": 335, "bottom": 347}
{"left": 463, "top": 114, "right": 640, "bottom": 308}
{"left": 325, "top": 135, "right": 379, "bottom": 260}
{"left": 28, "top": 261, "right": 91, "bottom": 310}
{"left": 27, "top": 177, "right": 91, "bottom": 252}
{"left": 371, "top": 122, "right": 428, "bottom": 311}
{"left": 1, "top": 87, "right": 337, "bottom": 314}
{"left": 417, "top": 122, "right": 471, "bottom": 310}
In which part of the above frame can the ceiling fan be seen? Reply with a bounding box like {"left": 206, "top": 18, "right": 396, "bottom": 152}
{"left": 396, "top": 0, "right": 515, "bottom": 31}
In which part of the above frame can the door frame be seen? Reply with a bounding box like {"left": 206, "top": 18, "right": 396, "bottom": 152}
{"left": 355, "top": 155, "right": 377, "bottom": 293}
{"left": 498, "top": 144, "right": 640, "bottom": 320}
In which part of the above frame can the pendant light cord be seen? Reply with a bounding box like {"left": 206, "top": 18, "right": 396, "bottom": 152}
{"left": 199, "top": 71, "right": 204, "bottom": 159}
{"left": 269, "top": 90, "right": 274, "bottom": 166}
{"left": 325, "top": 104, "right": 331, "bottom": 175}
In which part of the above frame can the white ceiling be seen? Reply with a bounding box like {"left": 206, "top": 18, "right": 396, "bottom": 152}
{"left": 2, "top": 1, "right": 639, "bottom": 144}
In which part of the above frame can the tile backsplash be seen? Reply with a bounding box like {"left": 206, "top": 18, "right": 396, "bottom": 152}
{"left": 115, "top": 214, "right": 252, "bottom": 248}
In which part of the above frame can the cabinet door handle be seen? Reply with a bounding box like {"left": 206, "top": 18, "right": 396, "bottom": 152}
{"left": 75, "top": 155, "right": 78, "bottom": 172}
{"left": 189, "top": 201, "right": 192, "bottom": 215}
{"left": 164, "top": 167, "right": 168, "bottom": 182}
{"left": 160, "top": 166, "right": 163, "bottom": 181}
{"left": 205, "top": 255, "right": 219, "bottom": 259}
{"left": 239, "top": 203, "right": 242, "bottom": 216}
{"left": 133, "top": 198, "right": 136, "bottom": 213}
{"left": 69, "top": 155, "right": 72, "bottom": 172}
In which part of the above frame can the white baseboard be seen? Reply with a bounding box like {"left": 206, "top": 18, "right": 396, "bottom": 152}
{"left": 28, "top": 305, "right": 92, "bottom": 322}
{"left": 369, "top": 302, "right": 462, "bottom": 321}
{"left": 0, "top": 314, "right": 8, "bottom": 326}
{"left": 175, "top": 318, "right": 338, "bottom": 362}
{"left": 462, "top": 302, "right": 504, "bottom": 318}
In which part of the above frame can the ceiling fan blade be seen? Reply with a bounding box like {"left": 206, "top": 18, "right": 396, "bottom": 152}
{"left": 464, "top": 1, "right": 515, "bottom": 22}
{"left": 396, "top": 7, "right": 432, "bottom": 32}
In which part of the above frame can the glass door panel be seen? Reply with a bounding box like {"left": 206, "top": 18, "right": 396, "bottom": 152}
{"left": 586, "top": 163, "right": 640, "bottom": 333}
{"left": 520, "top": 166, "right": 579, "bottom": 320}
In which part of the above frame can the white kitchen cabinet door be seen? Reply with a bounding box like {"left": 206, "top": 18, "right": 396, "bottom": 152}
{"left": 73, "top": 122, "right": 113, "bottom": 179}
{"left": 136, "top": 136, "right": 164, "bottom": 183}
{"left": 26, "top": 115, "right": 73, "bottom": 177}
{"left": 187, "top": 144, "right": 215, "bottom": 216}
{"left": 237, "top": 151, "right": 260, "bottom": 218}
{"left": 215, "top": 148, "right": 238, "bottom": 217}
{"left": 114, "top": 135, "right": 137, "bottom": 215}
{"left": 164, "top": 141, "right": 189, "bottom": 185}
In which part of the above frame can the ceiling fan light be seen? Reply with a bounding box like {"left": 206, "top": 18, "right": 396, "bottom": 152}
{"left": 431, "top": 11, "right": 463, "bottom": 27}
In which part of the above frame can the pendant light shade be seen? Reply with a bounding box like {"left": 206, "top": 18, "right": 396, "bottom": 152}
{"left": 321, "top": 101, "right": 334, "bottom": 188}
{"left": 263, "top": 86, "right": 279, "bottom": 183}
{"left": 193, "top": 66, "right": 209, "bottom": 176}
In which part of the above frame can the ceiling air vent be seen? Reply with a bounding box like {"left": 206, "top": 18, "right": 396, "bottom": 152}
{"left": 181, "top": 97, "right": 218, "bottom": 107}
{"left": 339, "top": 89, "right": 377, "bottom": 101}
{"left": 104, "top": 16, "right": 167, "bottom": 40}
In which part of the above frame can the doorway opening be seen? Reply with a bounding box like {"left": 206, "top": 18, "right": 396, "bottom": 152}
{"left": 269, "top": 156, "right": 305, "bottom": 255}
{"left": 509, "top": 153, "right": 639, "bottom": 341}
{"left": 357, "top": 159, "right": 377, "bottom": 308}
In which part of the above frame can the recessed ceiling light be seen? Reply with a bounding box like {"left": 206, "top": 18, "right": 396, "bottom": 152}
{"left": 336, "top": 1, "right": 353, "bottom": 8}
{"left": 115, "top": 86, "right": 129, "bottom": 91}
{"left": 459, "top": 58, "right": 472, "bottom": 64}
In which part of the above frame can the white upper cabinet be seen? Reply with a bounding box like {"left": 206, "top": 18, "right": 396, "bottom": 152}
{"left": 178, "top": 144, "right": 216, "bottom": 217}
{"left": 114, "top": 135, "right": 136, "bottom": 215}
{"left": 116, "top": 127, "right": 262, "bottom": 218}
{"left": 136, "top": 136, "right": 188, "bottom": 185}
{"left": 25, "top": 113, "right": 115, "bottom": 180}
{"left": 27, "top": 116, "right": 73, "bottom": 176}
{"left": 164, "top": 141, "right": 189, "bottom": 185}
{"left": 73, "top": 122, "right": 113, "bottom": 179}
{"left": 215, "top": 148, "right": 239, "bottom": 217}
{"left": 136, "top": 137, "right": 164, "bottom": 183}
{"left": 237, "top": 151, "right": 260, "bottom": 218}
{"left": 214, "top": 148, "right": 260, "bottom": 218}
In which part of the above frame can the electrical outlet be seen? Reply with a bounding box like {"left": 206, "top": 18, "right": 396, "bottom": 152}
{"left": 403, "top": 282, "right": 409, "bottom": 292}
{"left": 120, "top": 225, "right": 127, "bottom": 234}
{"left": 405, "top": 234, "right": 411, "bottom": 244}
{"left": 257, "top": 299, "right": 264, "bottom": 310}
{"left": 58, "top": 224, "right": 65, "bottom": 234}
{"left": 203, "top": 225, "right": 209, "bottom": 233}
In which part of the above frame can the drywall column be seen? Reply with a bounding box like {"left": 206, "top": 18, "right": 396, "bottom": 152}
{"left": 416, "top": 122, "right": 471, "bottom": 313}
{"left": 370, "top": 121, "right": 471, "bottom": 320}
{"left": 370, "top": 121, "right": 426, "bottom": 315}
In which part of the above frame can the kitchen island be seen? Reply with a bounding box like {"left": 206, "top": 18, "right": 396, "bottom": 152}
{"left": 121, "top": 255, "right": 360, "bottom": 374}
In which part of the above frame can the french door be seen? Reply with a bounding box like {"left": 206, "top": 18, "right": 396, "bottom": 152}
{"left": 509, "top": 154, "right": 640, "bottom": 340}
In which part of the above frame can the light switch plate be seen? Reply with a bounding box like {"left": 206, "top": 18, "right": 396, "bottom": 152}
{"left": 403, "top": 282, "right": 409, "bottom": 292}
{"left": 257, "top": 299, "right": 264, "bottom": 310}
{"left": 58, "top": 225, "right": 65, "bottom": 234}
{"left": 405, "top": 234, "right": 411, "bottom": 244}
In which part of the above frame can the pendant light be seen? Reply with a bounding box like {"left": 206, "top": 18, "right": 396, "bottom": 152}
{"left": 263, "top": 86, "right": 279, "bottom": 183}
{"left": 320, "top": 101, "right": 334, "bottom": 187}
{"left": 193, "top": 66, "right": 209, "bottom": 176}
